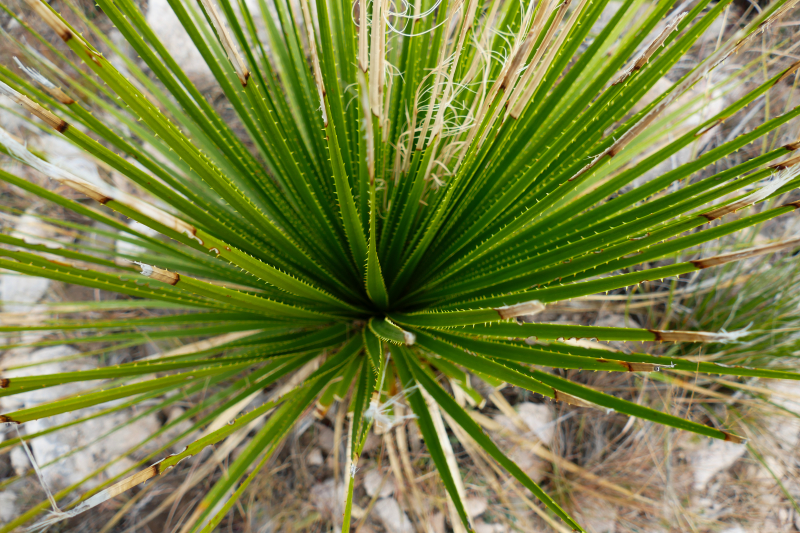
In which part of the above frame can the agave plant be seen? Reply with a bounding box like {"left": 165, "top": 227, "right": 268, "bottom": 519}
{"left": 0, "top": 0, "right": 800, "bottom": 529}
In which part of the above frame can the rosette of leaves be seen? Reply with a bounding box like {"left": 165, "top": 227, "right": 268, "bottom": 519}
{"left": 0, "top": 0, "right": 799, "bottom": 530}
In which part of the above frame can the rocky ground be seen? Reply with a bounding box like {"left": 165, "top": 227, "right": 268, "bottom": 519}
{"left": 1, "top": 0, "right": 800, "bottom": 532}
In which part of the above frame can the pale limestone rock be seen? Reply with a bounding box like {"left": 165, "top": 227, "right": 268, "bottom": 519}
{"left": 1, "top": 211, "right": 60, "bottom": 314}
{"left": 306, "top": 447, "right": 324, "bottom": 466}
{"left": 9, "top": 213, "right": 58, "bottom": 245}
{"left": 373, "top": 498, "right": 414, "bottom": 533}
{"left": 465, "top": 496, "right": 488, "bottom": 518}
{"left": 146, "top": 0, "right": 210, "bottom": 77}
{"left": 116, "top": 220, "right": 160, "bottom": 258}
{"left": 363, "top": 469, "right": 395, "bottom": 499}
{"left": 0, "top": 346, "right": 91, "bottom": 412}
{"left": 310, "top": 478, "right": 345, "bottom": 518}
{"left": 0, "top": 345, "right": 162, "bottom": 490}
{"left": 104, "top": 456, "right": 137, "bottom": 480}
{"left": 505, "top": 446, "right": 547, "bottom": 483}
{"left": 766, "top": 380, "right": 800, "bottom": 449}
{"left": 754, "top": 454, "right": 786, "bottom": 482}
{"left": 29, "top": 136, "right": 102, "bottom": 187}
{"left": 30, "top": 407, "right": 161, "bottom": 490}
{"left": 634, "top": 76, "right": 726, "bottom": 188}
{"left": 108, "top": 29, "right": 132, "bottom": 74}
{"left": 777, "top": 508, "right": 791, "bottom": 528}
{"left": 593, "top": 313, "right": 639, "bottom": 330}
{"left": 494, "top": 402, "right": 555, "bottom": 445}
{"left": 516, "top": 402, "right": 555, "bottom": 445}
{"left": 688, "top": 439, "right": 746, "bottom": 490}
{"left": 0, "top": 275, "right": 50, "bottom": 315}
{"left": 491, "top": 401, "right": 552, "bottom": 483}
{"left": 10, "top": 446, "right": 28, "bottom": 477}
{"left": 316, "top": 423, "right": 335, "bottom": 454}
{"left": 0, "top": 492, "right": 16, "bottom": 524}
{"left": 591, "top": 1, "right": 622, "bottom": 34}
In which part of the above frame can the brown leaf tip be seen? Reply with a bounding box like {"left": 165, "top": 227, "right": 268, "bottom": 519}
{"left": 26, "top": 0, "right": 73, "bottom": 42}
{"left": 700, "top": 205, "right": 734, "bottom": 221}
{"left": 691, "top": 237, "right": 800, "bottom": 269}
{"left": 48, "top": 258, "right": 76, "bottom": 269}
{"left": 0, "top": 415, "right": 16, "bottom": 424}
{"left": 105, "top": 464, "right": 162, "bottom": 500}
{"left": 13, "top": 93, "right": 69, "bottom": 133}
{"left": 691, "top": 257, "right": 719, "bottom": 269}
{"left": 51, "top": 88, "right": 75, "bottom": 105}
{"left": 627, "top": 362, "right": 659, "bottom": 372}
{"left": 59, "top": 177, "right": 111, "bottom": 204}
{"left": 649, "top": 329, "right": 718, "bottom": 342}
{"left": 495, "top": 300, "right": 545, "bottom": 320}
{"left": 554, "top": 390, "right": 593, "bottom": 408}
{"left": 137, "top": 263, "right": 180, "bottom": 285}
{"left": 776, "top": 59, "right": 800, "bottom": 85}
{"left": 783, "top": 200, "right": 800, "bottom": 209}
{"left": 723, "top": 432, "right": 746, "bottom": 444}
{"left": 0, "top": 378, "right": 8, "bottom": 388}
{"left": 769, "top": 153, "right": 800, "bottom": 170}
